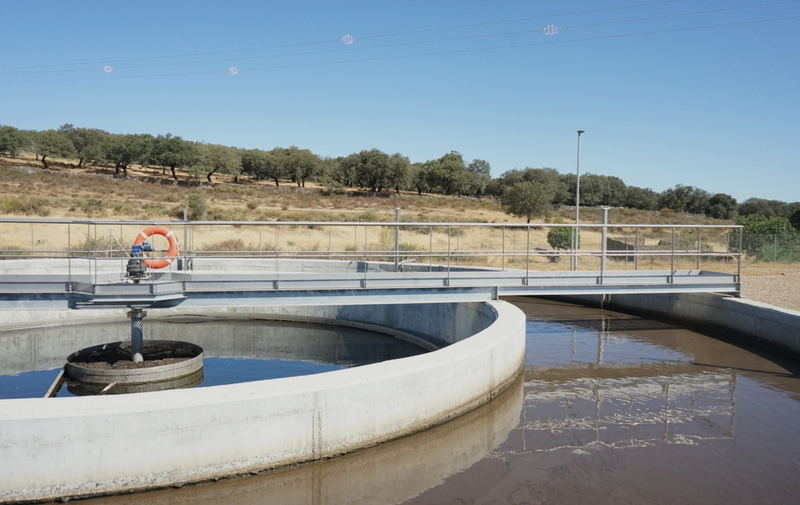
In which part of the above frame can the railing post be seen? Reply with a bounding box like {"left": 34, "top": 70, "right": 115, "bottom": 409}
{"left": 526, "top": 225, "right": 530, "bottom": 282}
{"left": 394, "top": 208, "right": 400, "bottom": 272}
{"left": 737, "top": 227, "right": 743, "bottom": 286}
{"left": 183, "top": 205, "right": 188, "bottom": 269}
{"left": 68, "top": 223, "right": 72, "bottom": 286}
{"left": 670, "top": 227, "right": 676, "bottom": 284}
{"left": 501, "top": 227, "right": 505, "bottom": 271}
{"left": 571, "top": 227, "right": 576, "bottom": 271}
{"left": 445, "top": 226, "right": 451, "bottom": 285}
{"left": 456, "top": 226, "right": 460, "bottom": 266}
{"left": 429, "top": 226, "right": 433, "bottom": 272}
{"left": 696, "top": 229, "right": 701, "bottom": 270}
{"left": 601, "top": 207, "right": 609, "bottom": 281}
{"left": 634, "top": 227, "right": 639, "bottom": 271}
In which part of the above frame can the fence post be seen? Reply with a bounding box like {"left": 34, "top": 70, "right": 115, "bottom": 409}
{"left": 774, "top": 234, "right": 778, "bottom": 263}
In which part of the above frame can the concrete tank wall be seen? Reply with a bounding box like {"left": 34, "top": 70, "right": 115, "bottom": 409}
{"left": 552, "top": 292, "right": 800, "bottom": 356}
{"left": 0, "top": 300, "right": 526, "bottom": 503}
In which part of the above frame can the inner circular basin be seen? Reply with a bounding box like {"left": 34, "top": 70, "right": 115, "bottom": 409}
{"left": 0, "top": 316, "right": 430, "bottom": 399}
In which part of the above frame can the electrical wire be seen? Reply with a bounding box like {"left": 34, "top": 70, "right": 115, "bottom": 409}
{"left": 0, "top": 3, "right": 797, "bottom": 83}
{"left": 8, "top": 0, "right": 797, "bottom": 76}
{"left": 3, "top": 0, "right": 695, "bottom": 72}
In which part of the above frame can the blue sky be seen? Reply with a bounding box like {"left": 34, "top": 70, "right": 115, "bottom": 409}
{"left": 1, "top": 0, "right": 798, "bottom": 202}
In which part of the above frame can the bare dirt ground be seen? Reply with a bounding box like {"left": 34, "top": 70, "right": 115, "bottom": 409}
{"left": 741, "top": 273, "right": 800, "bottom": 312}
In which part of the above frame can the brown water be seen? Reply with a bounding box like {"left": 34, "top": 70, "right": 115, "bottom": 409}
{"left": 83, "top": 298, "right": 800, "bottom": 505}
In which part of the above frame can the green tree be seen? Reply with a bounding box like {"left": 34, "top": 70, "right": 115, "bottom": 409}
{"left": 241, "top": 149, "right": 284, "bottom": 186}
{"left": 420, "top": 151, "right": 471, "bottom": 196}
{"left": 738, "top": 198, "right": 797, "bottom": 219}
{"left": 274, "top": 146, "right": 319, "bottom": 188}
{"left": 707, "top": 193, "right": 738, "bottom": 220}
{"left": 604, "top": 176, "right": 628, "bottom": 207}
{"left": 411, "top": 162, "right": 430, "bottom": 195}
{"left": 389, "top": 153, "right": 411, "bottom": 193}
{"left": 467, "top": 159, "right": 492, "bottom": 198}
{"left": 501, "top": 181, "right": 554, "bottom": 223}
{"left": 625, "top": 186, "right": 659, "bottom": 210}
{"left": 658, "top": 185, "right": 711, "bottom": 215}
{"left": 101, "top": 133, "right": 153, "bottom": 176}
{"left": 186, "top": 193, "right": 208, "bottom": 220}
{"left": 791, "top": 209, "right": 800, "bottom": 232}
{"left": 737, "top": 214, "right": 796, "bottom": 235}
{"left": 33, "top": 130, "right": 77, "bottom": 169}
{"left": 15, "top": 130, "right": 38, "bottom": 157}
{"left": 733, "top": 214, "right": 799, "bottom": 257}
{"left": 193, "top": 144, "right": 241, "bottom": 184}
{"left": 547, "top": 227, "right": 572, "bottom": 250}
{"left": 578, "top": 174, "right": 611, "bottom": 206}
{"left": 149, "top": 134, "right": 200, "bottom": 181}
{"left": 58, "top": 124, "right": 110, "bottom": 168}
{"left": 490, "top": 167, "right": 566, "bottom": 204}
{"left": 344, "top": 149, "right": 392, "bottom": 193}
{"left": 0, "top": 125, "right": 22, "bottom": 156}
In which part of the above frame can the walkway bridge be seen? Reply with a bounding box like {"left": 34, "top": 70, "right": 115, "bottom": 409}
{"left": 0, "top": 219, "right": 742, "bottom": 310}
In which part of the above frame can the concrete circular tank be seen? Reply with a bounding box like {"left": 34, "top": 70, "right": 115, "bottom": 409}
{"left": 0, "top": 299, "right": 526, "bottom": 502}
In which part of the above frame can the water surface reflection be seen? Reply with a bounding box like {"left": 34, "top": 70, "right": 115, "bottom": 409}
{"left": 404, "top": 298, "right": 800, "bottom": 505}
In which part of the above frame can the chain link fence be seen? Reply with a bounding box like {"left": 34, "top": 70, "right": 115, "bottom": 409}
{"left": 730, "top": 233, "right": 800, "bottom": 263}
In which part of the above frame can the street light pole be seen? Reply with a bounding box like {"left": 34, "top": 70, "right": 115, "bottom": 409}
{"left": 573, "top": 130, "right": 585, "bottom": 270}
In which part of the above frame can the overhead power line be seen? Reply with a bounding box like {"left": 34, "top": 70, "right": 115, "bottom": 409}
{"left": 0, "top": 1, "right": 797, "bottom": 83}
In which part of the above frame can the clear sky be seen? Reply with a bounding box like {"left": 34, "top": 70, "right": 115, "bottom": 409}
{"left": 1, "top": 0, "right": 798, "bottom": 203}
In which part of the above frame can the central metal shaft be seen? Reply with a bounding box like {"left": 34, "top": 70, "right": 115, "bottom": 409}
{"left": 128, "top": 309, "right": 147, "bottom": 363}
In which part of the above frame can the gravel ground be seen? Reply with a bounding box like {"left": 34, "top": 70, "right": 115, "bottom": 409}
{"left": 742, "top": 273, "right": 800, "bottom": 312}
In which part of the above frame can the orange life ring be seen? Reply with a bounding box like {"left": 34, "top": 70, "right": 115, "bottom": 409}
{"left": 133, "top": 225, "right": 179, "bottom": 269}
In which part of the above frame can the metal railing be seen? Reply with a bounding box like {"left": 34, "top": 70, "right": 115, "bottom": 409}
{"left": 0, "top": 218, "right": 744, "bottom": 284}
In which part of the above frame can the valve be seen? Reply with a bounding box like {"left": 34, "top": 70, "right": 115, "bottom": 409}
{"left": 126, "top": 243, "right": 147, "bottom": 280}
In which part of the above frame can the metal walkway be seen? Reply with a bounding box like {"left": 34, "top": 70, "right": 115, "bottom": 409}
{"left": 0, "top": 259, "right": 740, "bottom": 309}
